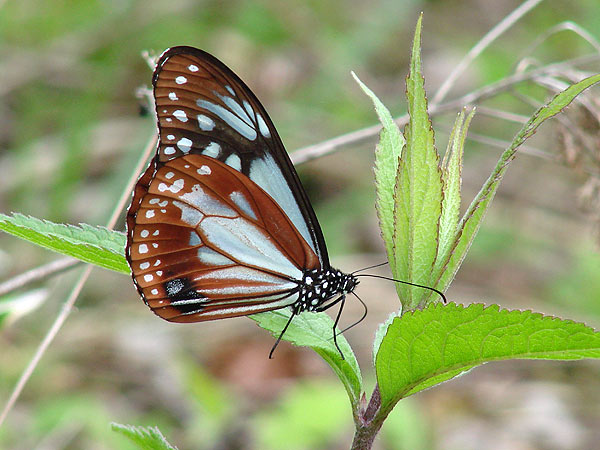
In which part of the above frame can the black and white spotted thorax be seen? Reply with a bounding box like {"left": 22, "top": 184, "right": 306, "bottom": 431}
{"left": 293, "top": 268, "right": 359, "bottom": 314}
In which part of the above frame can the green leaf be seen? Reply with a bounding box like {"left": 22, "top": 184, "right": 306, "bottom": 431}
{"left": 353, "top": 71, "right": 405, "bottom": 275}
{"left": 372, "top": 312, "right": 397, "bottom": 366}
{"left": 393, "top": 14, "right": 443, "bottom": 309}
{"left": 434, "top": 74, "right": 600, "bottom": 294}
{"left": 431, "top": 109, "right": 473, "bottom": 291}
{"left": 110, "top": 423, "right": 177, "bottom": 450}
{"left": 251, "top": 309, "right": 362, "bottom": 408}
{"left": 375, "top": 303, "right": 600, "bottom": 416}
{"left": 0, "top": 213, "right": 129, "bottom": 273}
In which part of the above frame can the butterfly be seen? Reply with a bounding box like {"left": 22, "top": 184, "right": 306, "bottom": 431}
{"left": 125, "top": 46, "right": 361, "bottom": 357}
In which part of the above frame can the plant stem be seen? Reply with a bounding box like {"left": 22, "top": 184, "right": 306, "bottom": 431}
{"left": 290, "top": 52, "right": 599, "bottom": 165}
{"left": 0, "top": 257, "right": 79, "bottom": 297}
{"left": 432, "top": 0, "right": 544, "bottom": 104}
{"left": 350, "top": 385, "right": 386, "bottom": 450}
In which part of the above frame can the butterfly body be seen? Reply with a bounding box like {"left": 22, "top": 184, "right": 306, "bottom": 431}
{"left": 126, "top": 47, "right": 358, "bottom": 345}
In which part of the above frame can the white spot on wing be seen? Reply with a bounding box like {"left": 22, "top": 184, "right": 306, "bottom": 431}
{"left": 140, "top": 262, "right": 150, "bottom": 270}
{"left": 188, "top": 64, "right": 199, "bottom": 72}
{"left": 225, "top": 85, "right": 235, "bottom": 96}
{"left": 146, "top": 210, "right": 155, "bottom": 218}
{"left": 177, "top": 137, "right": 192, "bottom": 152}
{"left": 151, "top": 288, "right": 159, "bottom": 295}
{"left": 165, "top": 172, "right": 174, "bottom": 179}
{"left": 168, "top": 92, "right": 178, "bottom": 101}
{"left": 225, "top": 154, "right": 242, "bottom": 171}
{"left": 167, "top": 134, "right": 175, "bottom": 140}
{"left": 144, "top": 274, "right": 154, "bottom": 282}
{"left": 164, "top": 147, "right": 176, "bottom": 155}
{"left": 158, "top": 178, "right": 184, "bottom": 194}
{"left": 197, "top": 114, "right": 215, "bottom": 131}
{"left": 171, "top": 179, "right": 184, "bottom": 193}
{"left": 173, "top": 110, "right": 188, "bottom": 122}
{"left": 139, "top": 244, "right": 148, "bottom": 254}
{"left": 140, "top": 229, "right": 150, "bottom": 238}
{"left": 175, "top": 76, "right": 187, "bottom": 84}
{"left": 197, "top": 165, "right": 211, "bottom": 175}
{"left": 202, "top": 142, "right": 221, "bottom": 158}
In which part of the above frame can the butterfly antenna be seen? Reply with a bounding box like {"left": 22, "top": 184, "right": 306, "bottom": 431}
{"left": 351, "top": 261, "right": 389, "bottom": 275}
{"left": 269, "top": 313, "right": 295, "bottom": 359}
{"left": 355, "top": 273, "right": 448, "bottom": 303}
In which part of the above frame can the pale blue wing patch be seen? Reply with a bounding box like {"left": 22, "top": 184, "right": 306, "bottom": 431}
{"left": 199, "top": 216, "right": 303, "bottom": 280}
{"left": 248, "top": 153, "right": 313, "bottom": 251}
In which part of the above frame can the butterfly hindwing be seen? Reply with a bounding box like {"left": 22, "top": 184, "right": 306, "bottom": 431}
{"left": 127, "top": 154, "right": 321, "bottom": 322}
{"left": 152, "top": 46, "right": 329, "bottom": 266}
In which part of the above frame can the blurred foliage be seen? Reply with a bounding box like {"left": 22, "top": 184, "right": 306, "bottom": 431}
{"left": 1, "top": 0, "right": 600, "bottom": 449}
{"left": 547, "top": 245, "right": 600, "bottom": 317}
{"left": 253, "top": 381, "right": 351, "bottom": 450}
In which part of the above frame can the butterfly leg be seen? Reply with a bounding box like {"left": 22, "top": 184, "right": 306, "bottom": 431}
{"left": 316, "top": 294, "right": 347, "bottom": 360}
{"left": 269, "top": 312, "right": 296, "bottom": 359}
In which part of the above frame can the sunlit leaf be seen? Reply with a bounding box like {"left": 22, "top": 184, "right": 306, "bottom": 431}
{"left": 0, "top": 213, "right": 128, "bottom": 273}
{"left": 353, "top": 72, "right": 404, "bottom": 275}
{"left": 376, "top": 303, "right": 600, "bottom": 416}
{"left": 111, "top": 423, "right": 177, "bottom": 450}
{"left": 392, "top": 14, "right": 443, "bottom": 309}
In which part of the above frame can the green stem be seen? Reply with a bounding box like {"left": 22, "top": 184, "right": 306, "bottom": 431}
{"left": 350, "top": 385, "right": 386, "bottom": 450}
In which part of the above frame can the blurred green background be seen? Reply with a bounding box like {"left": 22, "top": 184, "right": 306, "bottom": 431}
{"left": 1, "top": 0, "right": 600, "bottom": 449}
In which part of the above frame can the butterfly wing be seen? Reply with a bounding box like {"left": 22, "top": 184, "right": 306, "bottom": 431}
{"left": 151, "top": 46, "right": 329, "bottom": 267}
{"left": 127, "top": 153, "right": 321, "bottom": 322}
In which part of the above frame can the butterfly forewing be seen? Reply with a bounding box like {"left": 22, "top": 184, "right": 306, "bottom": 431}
{"left": 152, "top": 46, "right": 329, "bottom": 265}
{"left": 127, "top": 153, "right": 321, "bottom": 322}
